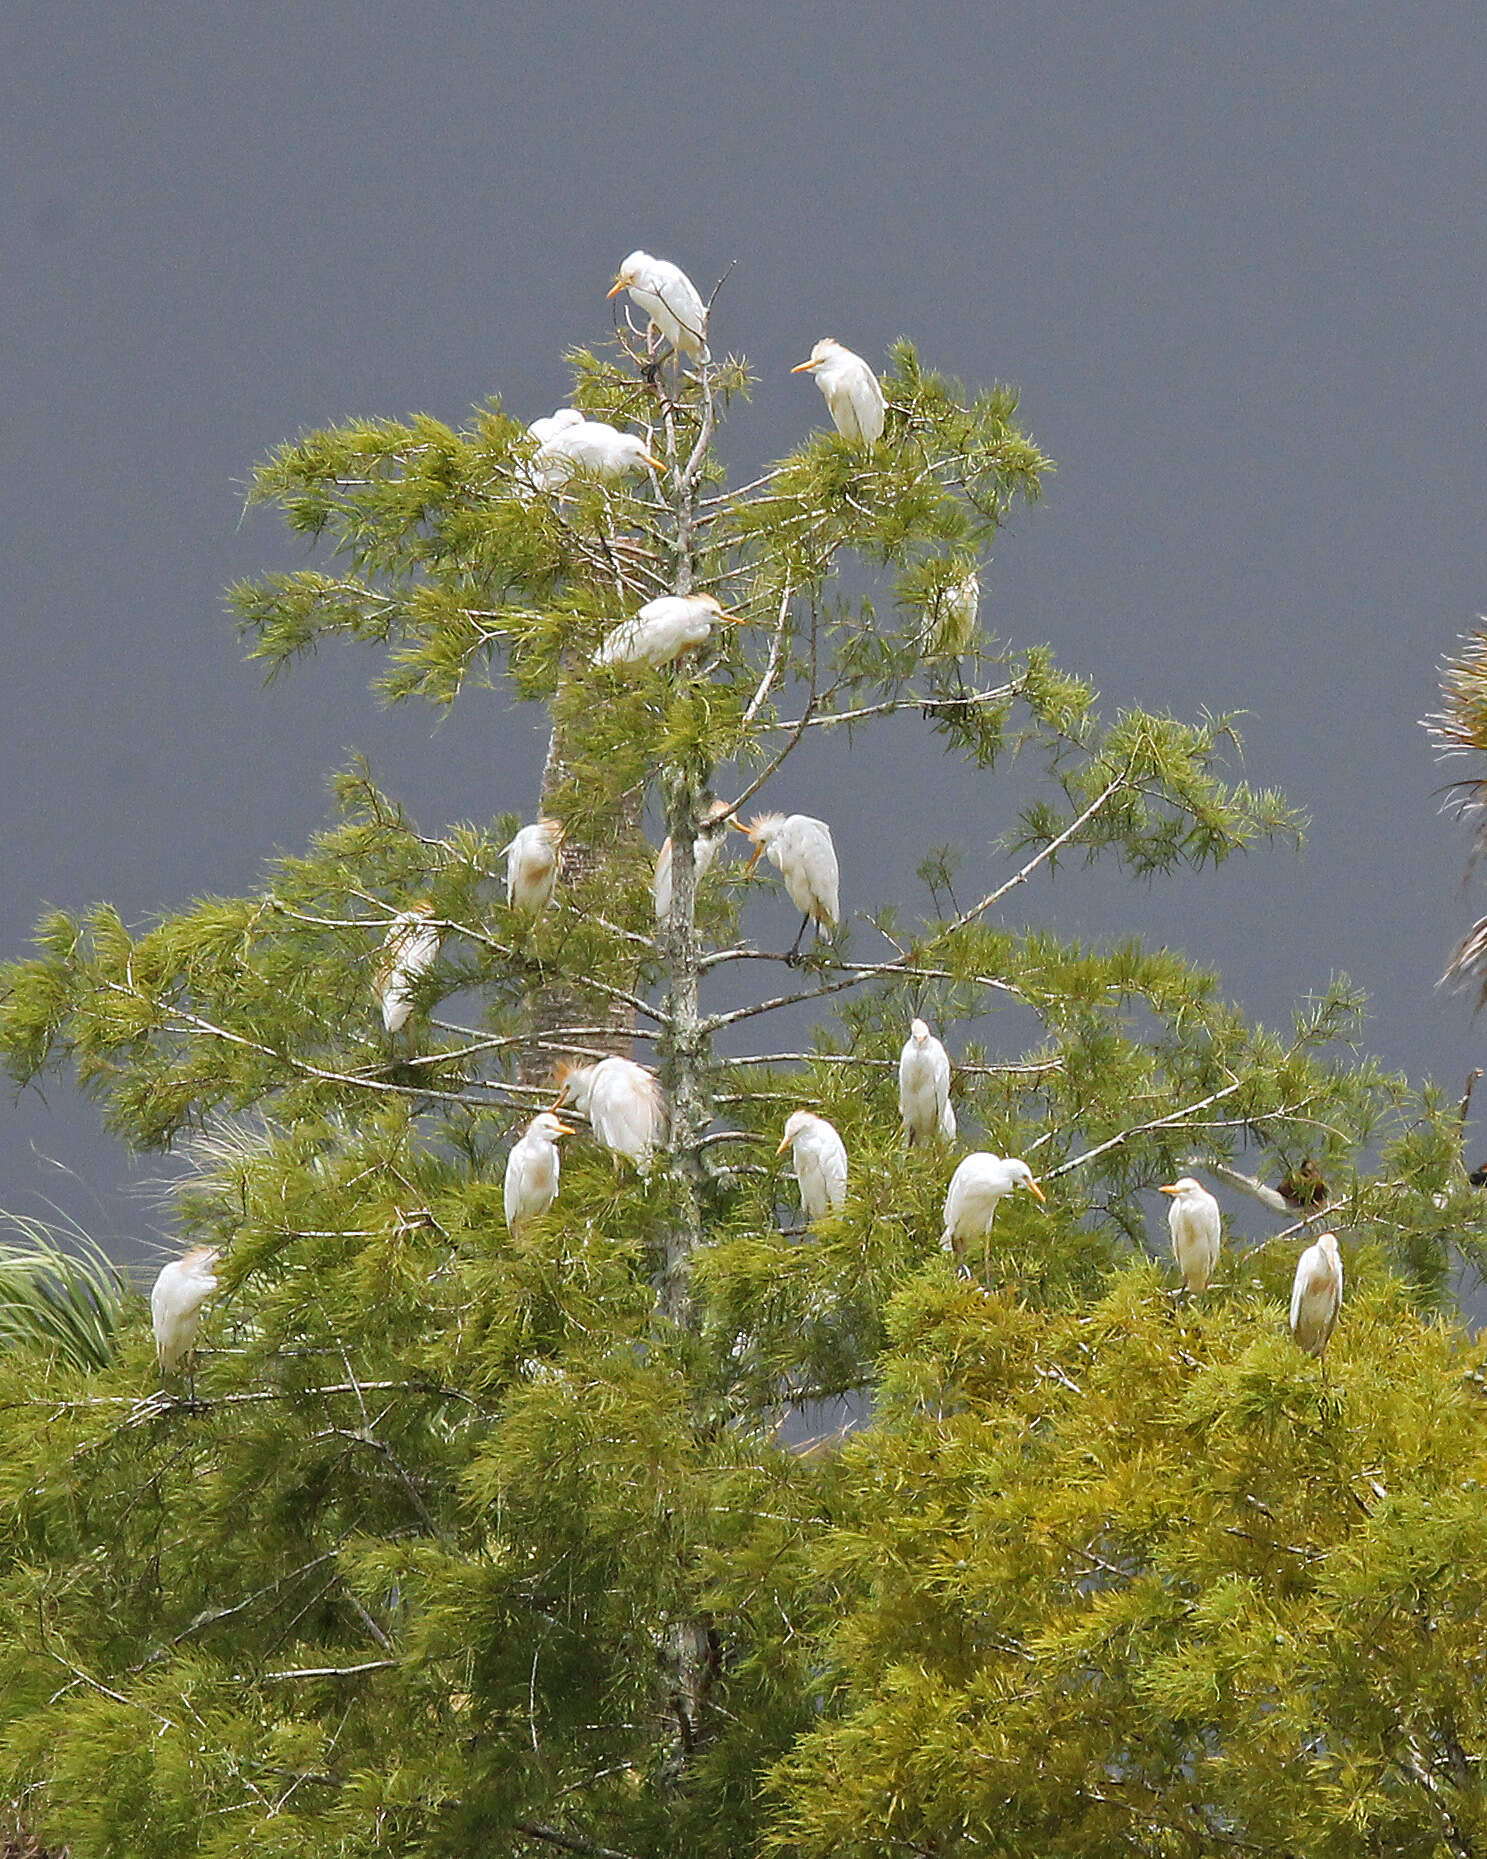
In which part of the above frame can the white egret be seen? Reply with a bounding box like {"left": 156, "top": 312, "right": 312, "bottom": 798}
{"left": 607, "top": 250, "right": 710, "bottom": 360}
{"left": 526, "top": 412, "right": 662, "bottom": 492}
{"left": 925, "top": 567, "right": 980, "bottom": 657}
{"left": 504, "top": 1112, "right": 573, "bottom": 1237}
{"left": 596, "top": 593, "right": 739, "bottom": 671}
{"left": 791, "top": 339, "right": 886, "bottom": 445}
{"left": 504, "top": 820, "right": 563, "bottom": 918}
{"left": 373, "top": 903, "right": 441, "bottom": 1036}
{"left": 654, "top": 799, "right": 731, "bottom": 920}
{"left": 941, "top": 1153, "right": 1045, "bottom": 1274}
{"left": 734, "top": 812, "right": 840, "bottom": 957}
{"left": 553, "top": 1056, "right": 667, "bottom": 1167}
{"left": 777, "top": 1109, "right": 848, "bottom": 1223}
{"left": 898, "top": 1018, "right": 955, "bottom": 1146}
{"left": 1158, "top": 1175, "right": 1221, "bottom": 1293}
{"left": 151, "top": 1246, "right": 220, "bottom": 1374}
{"left": 1290, "top": 1231, "right": 1343, "bottom": 1358}
{"left": 527, "top": 407, "right": 584, "bottom": 446}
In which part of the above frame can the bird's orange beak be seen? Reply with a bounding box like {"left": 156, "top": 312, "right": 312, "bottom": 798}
{"left": 775, "top": 1130, "right": 793, "bottom": 1155}
{"left": 639, "top": 450, "right": 665, "bottom": 472}
{"left": 745, "top": 842, "right": 765, "bottom": 873}
{"left": 606, "top": 276, "right": 627, "bottom": 299}
{"left": 716, "top": 610, "right": 745, "bottom": 625}
{"left": 1158, "top": 1183, "right": 1180, "bottom": 1196}
{"left": 1026, "top": 1178, "right": 1047, "bottom": 1204}
{"left": 790, "top": 358, "right": 817, "bottom": 373}
{"left": 552, "top": 1119, "right": 575, "bottom": 1137}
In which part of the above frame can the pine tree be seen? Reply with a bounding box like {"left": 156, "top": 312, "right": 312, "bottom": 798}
{"left": 0, "top": 276, "right": 1479, "bottom": 1858}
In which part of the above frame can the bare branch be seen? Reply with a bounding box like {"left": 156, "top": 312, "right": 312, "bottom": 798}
{"left": 255, "top": 1659, "right": 399, "bottom": 1682}
{"left": 514, "top": 1821, "right": 643, "bottom": 1859}
{"left": 1043, "top": 1081, "right": 1246, "bottom": 1180}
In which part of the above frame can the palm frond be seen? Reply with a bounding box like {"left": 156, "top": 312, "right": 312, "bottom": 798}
{"left": 0, "top": 1211, "right": 129, "bottom": 1371}
{"left": 1426, "top": 624, "right": 1487, "bottom": 804}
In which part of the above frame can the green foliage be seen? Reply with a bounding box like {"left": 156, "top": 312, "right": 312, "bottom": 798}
{"left": 0, "top": 1213, "right": 128, "bottom": 1371}
{"left": 0, "top": 319, "right": 1475, "bottom": 1858}
{"left": 767, "top": 1264, "right": 1487, "bottom": 1859}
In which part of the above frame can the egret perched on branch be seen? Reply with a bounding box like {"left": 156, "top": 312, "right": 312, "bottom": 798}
{"left": 553, "top": 1057, "right": 667, "bottom": 1168}
{"left": 373, "top": 903, "right": 441, "bottom": 1037}
{"left": 525, "top": 410, "right": 662, "bottom": 492}
{"left": 596, "top": 593, "right": 740, "bottom": 671}
{"left": 1290, "top": 1231, "right": 1343, "bottom": 1358}
{"left": 654, "top": 799, "right": 731, "bottom": 920}
{"left": 791, "top": 339, "right": 886, "bottom": 445}
{"left": 607, "top": 250, "right": 710, "bottom": 360}
{"left": 151, "top": 1247, "right": 220, "bottom": 1375}
{"left": 778, "top": 1110, "right": 848, "bottom": 1223}
{"left": 504, "top": 1112, "right": 572, "bottom": 1238}
{"left": 734, "top": 812, "right": 840, "bottom": 958}
{"left": 527, "top": 406, "right": 584, "bottom": 446}
{"left": 504, "top": 820, "right": 563, "bottom": 918}
{"left": 1158, "top": 1176, "right": 1221, "bottom": 1293}
{"left": 898, "top": 1018, "right": 955, "bottom": 1146}
{"left": 924, "top": 567, "right": 980, "bottom": 657}
{"left": 941, "top": 1153, "right": 1045, "bottom": 1274}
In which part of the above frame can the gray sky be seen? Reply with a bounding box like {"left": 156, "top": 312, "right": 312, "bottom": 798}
{"left": 3, "top": 3, "right": 1485, "bottom": 1263}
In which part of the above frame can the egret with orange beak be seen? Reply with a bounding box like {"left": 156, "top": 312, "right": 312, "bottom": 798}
{"left": 596, "top": 593, "right": 742, "bottom": 670}
{"left": 734, "top": 811, "right": 839, "bottom": 959}
{"left": 941, "top": 1153, "right": 1045, "bottom": 1276}
{"left": 1158, "top": 1175, "right": 1221, "bottom": 1293}
{"left": 607, "top": 250, "right": 709, "bottom": 360}
{"left": 504, "top": 1112, "right": 574, "bottom": 1238}
{"left": 777, "top": 1110, "right": 848, "bottom": 1224}
{"left": 792, "top": 338, "right": 885, "bottom": 445}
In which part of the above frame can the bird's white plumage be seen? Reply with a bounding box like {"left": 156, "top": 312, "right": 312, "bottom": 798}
{"left": 941, "top": 1153, "right": 1044, "bottom": 1266}
{"left": 654, "top": 801, "right": 730, "bottom": 920}
{"left": 925, "top": 567, "right": 980, "bottom": 656}
{"left": 597, "top": 594, "right": 733, "bottom": 670}
{"left": 792, "top": 339, "right": 886, "bottom": 445}
{"left": 555, "top": 1057, "right": 667, "bottom": 1167}
{"left": 1159, "top": 1175, "right": 1222, "bottom": 1293}
{"left": 525, "top": 412, "right": 660, "bottom": 492}
{"left": 504, "top": 1112, "right": 571, "bottom": 1236}
{"left": 373, "top": 905, "right": 441, "bottom": 1035}
{"left": 1290, "top": 1231, "right": 1343, "bottom": 1357}
{"left": 778, "top": 1109, "right": 848, "bottom": 1222}
{"left": 898, "top": 1017, "right": 955, "bottom": 1145}
{"left": 151, "top": 1247, "right": 220, "bottom": 1372}
{"left": 739, "top": 813, "right": 840, "bottom": 930}
{"left": 505, "top": 821, "right": 562, "bottom": 917}
{"left": 527, "top": 406, "right": 585, "bottom": 446}
{"left": 608, "top": 250, "right": 710, "bottom": 359}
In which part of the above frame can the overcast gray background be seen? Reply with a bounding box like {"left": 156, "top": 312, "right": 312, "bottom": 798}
{"left": 3, "top": 4, "right": 1484, "bottom": 1266}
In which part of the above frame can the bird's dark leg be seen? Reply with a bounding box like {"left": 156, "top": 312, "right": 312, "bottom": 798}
{"left": 785, "top": 915, "right": 811, "bottom": 966}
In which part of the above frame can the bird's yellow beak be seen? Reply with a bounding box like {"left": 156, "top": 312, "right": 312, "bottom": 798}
{"left": 716, "top": 610, "right": 745, "bottom": 625}
{"left": 1026, "top": 1178, "right": 1046, "bottom": 1204}
{"left": 775, "top": 1131, "right": 792, "bottom": 1155}
{"left": 745, "top": 842, "right": 765, "bottom": 873}
{"left": 1158, "top": 1183, "right": 1180, "bottom": 1196}
{"left": 606, "top": 276, "right": 627, "bottom": 299}
{"left": 790, "top": 358, "right": 818, "bottom": 373}
{"left": 552, "top": 1119, "right": 575, "bottom": 1137}
{"left": 639, "top": 450, "right": 665, "bottom": 472}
